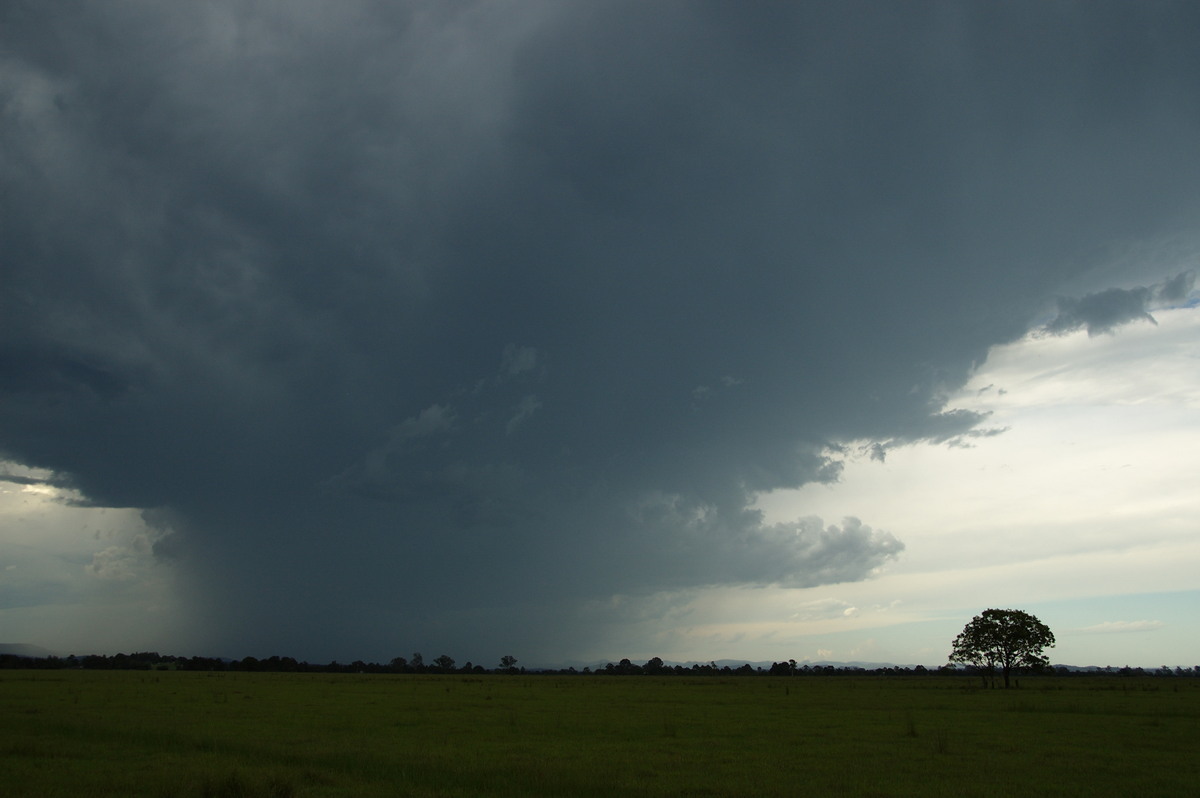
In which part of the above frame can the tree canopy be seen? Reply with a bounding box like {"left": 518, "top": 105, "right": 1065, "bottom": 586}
{"left": 949, "top": 608, "right": 1055, "bottom": 688}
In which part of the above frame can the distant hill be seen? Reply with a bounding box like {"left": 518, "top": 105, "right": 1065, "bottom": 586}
{"left": 0, "top": 643, "right": 57, "bottom": 658}
{"left": 541, "top": 658, "right": 932, "bottom": 672}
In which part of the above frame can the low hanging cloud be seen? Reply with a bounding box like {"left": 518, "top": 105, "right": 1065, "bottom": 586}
{"left": 1044, "top": 271, "right": 1196, "bottom": 337}
{"left": 2, "top": 1, "right": 1200, "bottom": 660}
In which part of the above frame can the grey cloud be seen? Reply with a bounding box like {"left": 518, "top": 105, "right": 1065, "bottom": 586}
{"left": 1046, "top": 286, "right": 1156, "bottom": 336}
{"left": 85, "top": 547, "right": 140, "bottom": 582}
{"left": 0, "top": 577, "right": 72, "bottom": 612}
{"left": 759, "top": 517, "right": 904, "bottom": 588}
{"left": 1044, "top": 271, "right": 1196, "bottom": 336}
{"left": 0, "top": 347, "right": 132, "bottom": 401}
{"left": 501, "top": 345, "right": 539, "bottom": 377}
{"left": 621, "top": 498, "right": 901, "bottom": 589}
{"left": 3, "top": 1, "right": 1200, "bottom": 661}
{"left": 1156, "top": 271, "right": 1196, "bottom": 304}
{"left": 792, "top": 598, "right": 861, "bottom": 622}
{"left": 325, "top": 404, "right": 457, "bottom": 497}
{"left": 505, "top": 395, "right": 542, "bottom": 435}
{"left": 864, "top": 410, "right": 1008, "bottom": 461}
{"left": 394, "top": 405, "right": 455, "bottom": 440}
{"left": 0, "top": 468, "right": 71, "bottom": 490}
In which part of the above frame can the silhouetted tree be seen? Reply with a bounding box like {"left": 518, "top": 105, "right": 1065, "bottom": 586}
{"left": 499, "top": 655, "right": 518, "bottom": 673}
{"left": 949, "top": 608, "right": 1055, "bottom": 688}
{"left": 432, "top": 654, "right": 455, "bottom": 672}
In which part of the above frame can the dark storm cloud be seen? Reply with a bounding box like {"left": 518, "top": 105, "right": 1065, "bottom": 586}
{"left": 3, "top": 1, "right": 1200, "bottom": 660}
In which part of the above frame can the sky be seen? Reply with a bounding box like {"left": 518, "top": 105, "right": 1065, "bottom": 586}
{"left": 1, "top": 1, "right": 1198, "bottom": 668}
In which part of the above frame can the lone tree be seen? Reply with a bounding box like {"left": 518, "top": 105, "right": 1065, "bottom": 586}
{"left": 949, "top": 608, "right": 1055, "bottom": 688}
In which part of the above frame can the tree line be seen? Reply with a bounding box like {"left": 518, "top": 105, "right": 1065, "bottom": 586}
{"left": 1, "top": 650, "right": 1196, "bottom": 679}
{"left": 2, "top": 608, "right": 1192, "bottom": 679}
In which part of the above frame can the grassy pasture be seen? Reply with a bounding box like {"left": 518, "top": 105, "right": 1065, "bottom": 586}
{"left": 2, "top": 671, "right": 1197, "bottom": 797}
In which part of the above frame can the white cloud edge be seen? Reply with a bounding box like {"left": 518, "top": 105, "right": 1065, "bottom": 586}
{"left": 1071, "top": 620, "right": 1165, "bottom": 634}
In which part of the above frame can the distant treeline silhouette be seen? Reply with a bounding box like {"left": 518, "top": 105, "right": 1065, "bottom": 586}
{"left": 1, "top": 651, "right": 1196, "bottom": 678}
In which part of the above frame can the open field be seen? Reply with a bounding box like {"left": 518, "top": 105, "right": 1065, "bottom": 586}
{"left": 2, "top": 671, "right": 1198, "bottom": 797}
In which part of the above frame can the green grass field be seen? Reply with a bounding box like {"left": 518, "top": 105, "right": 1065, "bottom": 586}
{"left": 2, "top": 671, "right": 1197, "bottom": 797}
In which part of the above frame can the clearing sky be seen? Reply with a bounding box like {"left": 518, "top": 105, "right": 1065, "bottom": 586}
{"left": 1, "top": 1, "right": 1198, "bottom": 668}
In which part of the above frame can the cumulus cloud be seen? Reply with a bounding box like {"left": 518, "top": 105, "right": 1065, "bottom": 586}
{"left": 2, "top": 1, "right": 1200, "bottom": 660}
{"left": 86, "top": 547, "right": 140, "bottom": 582}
